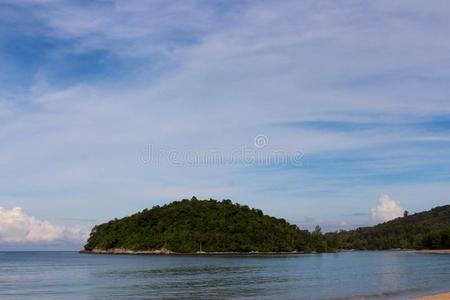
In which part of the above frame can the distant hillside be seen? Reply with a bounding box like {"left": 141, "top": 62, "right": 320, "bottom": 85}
{"left": 84, "top": 198, "right": 328, "bottom": 253}
{"left": 325, "top": 205, "right": 450, "bottom": 250}
{"left": 84, "top": 199, "right": 450, "bottom": 254}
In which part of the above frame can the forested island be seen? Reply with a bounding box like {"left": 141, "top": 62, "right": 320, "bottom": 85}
{"left": 83, "top": 197, "right": 327, "bottom": 253}
{"left": 83, "top": 198, "right": 450, "bottom": 254}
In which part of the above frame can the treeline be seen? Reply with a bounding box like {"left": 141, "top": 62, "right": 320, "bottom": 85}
{"left": 85, "top": 197, "right": 330, "bottom": 253}
{"left": 84, "top": 199, "right": 450, "bottom": 253}
{"left": 324, "top": 205, "right": 450, "bottom": 250}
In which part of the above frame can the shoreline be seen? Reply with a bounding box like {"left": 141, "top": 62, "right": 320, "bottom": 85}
{"left": 80, "top": 248, "right": 450, "bottom": 256}
{"left": 415, "top": 292, "right": 450, "bottom": 300}
{"left": 413, "top": 249, "right": 450, "bottom": 254}
{"left": 80, "top": 248, "right": 307, "bottom": 256}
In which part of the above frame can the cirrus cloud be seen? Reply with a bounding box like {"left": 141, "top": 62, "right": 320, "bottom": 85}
{"left": 0, "top": 0, "right": 449, "bottom": 239}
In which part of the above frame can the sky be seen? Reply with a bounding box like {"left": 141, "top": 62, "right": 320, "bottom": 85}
{"left": 1, "top": 0, "right": 450, "bottom": 250}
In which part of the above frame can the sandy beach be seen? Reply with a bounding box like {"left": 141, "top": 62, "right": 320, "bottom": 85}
{"left": 416, "top": 292, "right": 450, "bottom": 299}
{"left": 415, "top": 249, "right": 450, "bottom": 254}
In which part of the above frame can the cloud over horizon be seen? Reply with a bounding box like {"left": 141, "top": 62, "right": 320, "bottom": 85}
{"left": 0, "top": 207, "right": 89, "bottom": 245}
{"left": 371, "top": 195, "right": 405, "bottom": 223}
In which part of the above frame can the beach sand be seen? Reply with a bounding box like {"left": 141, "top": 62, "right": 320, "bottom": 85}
{"left": 415, "top": 249, "right": 450, "bottom": 254}
{"left": 416, "top": 292, "right": 450, "bottom": 300}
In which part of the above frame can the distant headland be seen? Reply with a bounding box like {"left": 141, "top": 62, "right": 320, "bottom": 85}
{"left": 82, "top": 197, "right": 450, "bottom": 255}
{"left": 83, "top": 197, "right": 325, "bottom": 254}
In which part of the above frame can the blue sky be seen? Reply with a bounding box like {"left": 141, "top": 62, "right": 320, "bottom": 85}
{"left": 1, "top": 0, "right": 450, "bottom": 249}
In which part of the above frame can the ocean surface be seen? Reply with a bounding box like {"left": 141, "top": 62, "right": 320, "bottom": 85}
{"left": 0, "top": 251, "right": 449, "bottom": 299}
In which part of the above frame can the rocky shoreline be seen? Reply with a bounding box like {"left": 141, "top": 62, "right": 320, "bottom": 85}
{"left": 80, "top": 248, "right": 450, "bottom": 256}
{"left": 80, "top": 248, "right": 175, "bottom": 255}
{"left": 80, "top": 248, "right": 305, "bottom": 256}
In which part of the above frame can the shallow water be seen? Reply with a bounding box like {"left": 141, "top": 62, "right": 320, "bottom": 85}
{"left": 0, "top": 251, "right": 449, "bottom": 299}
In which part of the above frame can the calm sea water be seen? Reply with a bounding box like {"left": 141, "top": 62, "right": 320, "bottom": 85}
{"left": 0, "top": 251, "right": 449, "bottom": 299}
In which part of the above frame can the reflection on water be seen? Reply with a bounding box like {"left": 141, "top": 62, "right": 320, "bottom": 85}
{"left": 0, "top": 251, "right": 449, "bottom": 299}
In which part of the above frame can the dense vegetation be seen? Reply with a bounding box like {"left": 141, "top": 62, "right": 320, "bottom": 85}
{"left": 325, "top": 205, "right": 450, "bottom": 250}
{"left": 85, "top": 199, "right": 449, "bottom": 253}
{"left": 85, "top": 197, "right": 329, "bottom": 253}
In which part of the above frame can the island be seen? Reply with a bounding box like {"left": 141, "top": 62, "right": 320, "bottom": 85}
{"left": 82, "top": 197, "right": 450, "bottom": 255}
{"left": 82, "top": 197, "right": 328, "bottom": 254}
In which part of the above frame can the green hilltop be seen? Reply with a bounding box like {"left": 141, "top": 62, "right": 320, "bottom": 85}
{"left": 84, "top": 197, "right": 328, "bottom": 253}
{"left": 84, "top": 198, "right": 450, "bottom": 253}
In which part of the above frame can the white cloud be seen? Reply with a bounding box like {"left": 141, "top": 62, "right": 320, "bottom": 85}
{"left": 371, "top": 194, "right": 405, "bottom": 223}
{"left": 0, "top": 207, "right": 88, "bottom": 244}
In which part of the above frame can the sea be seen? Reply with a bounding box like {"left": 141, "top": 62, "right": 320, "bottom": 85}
{"left": 0, "top": 251, "right": 449, "bottom": 299}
